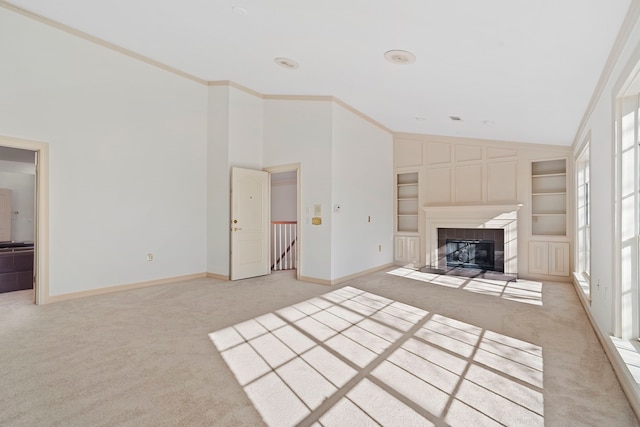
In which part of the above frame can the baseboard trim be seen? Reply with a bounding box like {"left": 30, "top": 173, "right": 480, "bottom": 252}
{"left": 207, "top": 273, "right": 230, "bottom": 281}
{"left": 300, "top": 264, "right": 394, "bottom": 287}
{"left": 571, "top": 276, "right": 640, "bottom": 420}
{"left": 45, "top": 272, "right": 208, "bottom": 304}
{"left": 299, "top": 275, "right": 332, "bottom": 286}
{"left": 330, "top": 263, "right": 394, "bottom": 285}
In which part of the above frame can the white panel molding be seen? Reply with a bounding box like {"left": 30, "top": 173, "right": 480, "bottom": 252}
{"left": 425, "top": 167, "right": 451, "bottom": 204}
{"left": 455, "top": 144, "right": 483, "bottom": 162}
{"left": 395, "top": 139, "right": 424, "bottom": 167}
{"left": 426, "top": 142, "right": 452, "bottom": 165}
{"left": 487, "top": 147, "right": 518, "bottom": 159}
{"left": 454, "top": 164, "right": 483, "bottom": 203}
{"left": 487, "top": 161, "right": 518, "bottom": 201}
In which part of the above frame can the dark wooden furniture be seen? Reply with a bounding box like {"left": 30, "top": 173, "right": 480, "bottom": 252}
{"left": 0, "top": 247, "right": 34, "bottom": 293}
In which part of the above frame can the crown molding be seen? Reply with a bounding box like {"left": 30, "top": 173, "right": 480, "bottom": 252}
{"left": 208, "top": 80, "right": 264, "bottom": 99}
{"left": 571, "top": 0, "right": 640, "bottom": 148}
{"left": 0, "top": 1, "right": 208, "bottom": 85}
{"left": 394, "top": 131, "right": 573, "bottom": 152}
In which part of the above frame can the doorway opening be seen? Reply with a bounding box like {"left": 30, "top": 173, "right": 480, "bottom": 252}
{"left": 0, "top": 136, "right": 49, "bottom": 305}
{"left": 266, "top": 164, "right": 301, "bottom": 280}
{"left": 0, "top": 146, "right": 36, "bottom": 296}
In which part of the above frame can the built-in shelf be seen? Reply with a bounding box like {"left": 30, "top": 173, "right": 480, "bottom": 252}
{"left": 531, "top": 159, "right": 567, "bottom": 236}
{"left": 396, "top": 172, "right": 419, "bottom": 233}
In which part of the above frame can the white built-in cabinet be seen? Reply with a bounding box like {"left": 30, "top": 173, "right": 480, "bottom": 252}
{"left": 395, "top": 171, "right": 420, "bottom": 266}
{"left": 394, "top": 236, "right": 420, "bottom": 266}
{"left": 528, "top": 241, "right": 570, "bottom": 276}
{"left": 531, "top": 159, "right": 567, "bottom": 236}
{"left": 396, "top": 172, "right": 419, "bottom": 233}
{"left": 529, "top": 158, "right": 570, "bottom": 277}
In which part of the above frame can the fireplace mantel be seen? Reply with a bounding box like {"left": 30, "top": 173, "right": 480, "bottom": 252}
{"left": 423, "top": 203, "right": 523, "bottom": 274}
{"left": 423, "top": 203, "right": 523, "bottom": 218}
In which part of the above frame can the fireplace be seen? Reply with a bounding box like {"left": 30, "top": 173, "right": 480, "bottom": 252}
{"left": 439, "top": 228, "right": 504, "bottom": 272}
{"left": 423, "top": 203, "right": 521, "bottom": 275}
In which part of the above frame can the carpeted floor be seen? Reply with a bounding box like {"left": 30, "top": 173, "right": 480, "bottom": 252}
{"left": 0, "top": 267, "right": 638, "bottom": 426}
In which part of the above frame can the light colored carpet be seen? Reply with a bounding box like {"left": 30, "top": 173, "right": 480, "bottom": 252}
{"left": 0, "top": 268, "right": 637, "bottom": 426}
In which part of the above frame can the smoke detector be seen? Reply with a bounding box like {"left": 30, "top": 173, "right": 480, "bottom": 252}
{"left": 384, "top": 50, "right": 416, "bottom": 65}
{"left": 274, "top": 57, "right": 299, "bottom": 69}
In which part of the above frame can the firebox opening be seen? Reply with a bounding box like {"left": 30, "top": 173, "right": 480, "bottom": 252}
{"left": 437, "top": 228, "right": 505, "bottom": 273}
{"left": 446, "top": 239, "right": 495, "bottom": 270}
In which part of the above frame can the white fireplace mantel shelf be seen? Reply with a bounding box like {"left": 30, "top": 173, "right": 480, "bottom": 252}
{"left": 423, "top": 202, "right": 523, "bottom": 274}
{"left": 423, "top": 203, "right": 523, "bottom": 218}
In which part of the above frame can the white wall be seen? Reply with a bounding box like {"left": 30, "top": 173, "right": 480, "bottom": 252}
{"left": 572, "top": 14, "right": 640, "bottom": 334}
{"left": 0, "top": 8, "right": 209, "bottom": 295}
{"left": 229, "top": 87, "right": 264, "bottom": 170}
{"left": 206, "top": 85, "right": 231, "bottom": 276}
{"left": 263, "top": 99, "right": 334, "bottom": 281}
{"left": 207, "top": 85, "right": 264, "bottom": 277}
{"left": 331, "top": 104, "right": 394, "bottom": 279}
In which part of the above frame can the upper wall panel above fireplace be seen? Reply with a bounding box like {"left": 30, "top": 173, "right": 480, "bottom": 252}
{"left": 418, "top": 140, "right": 520, "bottom": 205}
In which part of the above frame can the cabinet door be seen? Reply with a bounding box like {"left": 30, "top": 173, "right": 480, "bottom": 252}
{"left": 529, "top": 241, "right": 549, "bottom": 275}
{"left": 549, "top": 242, "right": 570, "bottom": 276}
{"left": 407, "top": 237, "right": 420, "bottom": 265}
{"left": 395, "top": 236, "right": 407, "bottom": 262}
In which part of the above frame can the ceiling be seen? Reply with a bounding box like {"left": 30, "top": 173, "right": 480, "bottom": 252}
{"left": 3, "top": 0, "right": 633, "bottom": 146}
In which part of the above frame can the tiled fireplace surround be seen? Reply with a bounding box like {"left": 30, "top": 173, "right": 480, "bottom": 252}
{"left": 423, "top": 203, "right": 522, "bottom": 275}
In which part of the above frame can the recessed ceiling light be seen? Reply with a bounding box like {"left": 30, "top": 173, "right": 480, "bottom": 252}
{"left": 384, "top": 50, "right": 416, "bottom": 65}
{"left": 450, "top": 116, "right": 462, "bottom": 121}
{"left": 274, "top": 57, "right": 299, "bottom": 70}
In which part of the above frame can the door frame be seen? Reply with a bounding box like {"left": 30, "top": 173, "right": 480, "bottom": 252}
{"left": 264, "top": 163, "right": 301, "bottom": 281}
{"left": 0, "top": 135, "right": 49, "bottom": 305}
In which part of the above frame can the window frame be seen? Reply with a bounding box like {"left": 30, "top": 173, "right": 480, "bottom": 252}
{"left": 576, "top": 141, "right": 591, "bottom": 285}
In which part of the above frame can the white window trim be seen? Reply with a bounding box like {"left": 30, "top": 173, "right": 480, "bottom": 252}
{"left": 615, "top": 94, "right": 640, "bottom": 339}
{"left": 575, "top": 139, "right": 591, "bottom": 298}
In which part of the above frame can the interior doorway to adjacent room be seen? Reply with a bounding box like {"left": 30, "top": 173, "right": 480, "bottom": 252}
{"left": 0, "top": 146, "right": 36, "bottom": 297}
{"left": 266, "top": 164, "right": 300, "bottom": 279}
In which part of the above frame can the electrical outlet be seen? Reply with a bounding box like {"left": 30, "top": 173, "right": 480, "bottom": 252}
{"left": 378, "top": 245, "right": 382, "bottom": 252}
{"left": 147, "top": 253, "right": 154, "bottom": 262}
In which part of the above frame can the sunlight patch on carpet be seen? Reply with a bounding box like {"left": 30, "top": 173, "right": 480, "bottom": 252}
{"left": 387, "top": 267, "right": 543, "bottom": 306}
{"left": 209, "top": 286, "right": 544, "bottom": 426}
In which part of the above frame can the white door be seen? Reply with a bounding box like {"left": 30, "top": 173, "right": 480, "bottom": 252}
{"left": 231, "top": 167, "right": 270, "bottom": 280}
{"left": 0, "top": 189, "right": 11, "bottom": 241}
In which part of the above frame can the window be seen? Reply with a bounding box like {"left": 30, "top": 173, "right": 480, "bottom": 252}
{"left": 616, "top": 93, "right": 640, "bottom": 339}
{"left": 576, "top": 142, "right": 590, "bottom": 287}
